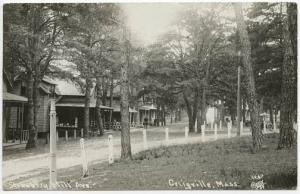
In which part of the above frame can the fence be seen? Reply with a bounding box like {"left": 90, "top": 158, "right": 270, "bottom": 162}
{"left": 75, "top": 121, "right": 282, "bottom": 177}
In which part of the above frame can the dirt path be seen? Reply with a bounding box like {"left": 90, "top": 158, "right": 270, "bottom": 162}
{"left": 3, "top": 123, "right": 251, "bottom": 185}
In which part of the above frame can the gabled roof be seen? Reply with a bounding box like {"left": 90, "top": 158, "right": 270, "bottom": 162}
{"left": 3, "top": 70, "right": 13, "bottom": 89}
{"left": 53, "top": 78, "right": 119, "bottom": 97}
{"left": 42, "top": 77, "right": 57, "bottom": 85}
{"left": 53, "top": 79, "right": 85, "bottom": 96}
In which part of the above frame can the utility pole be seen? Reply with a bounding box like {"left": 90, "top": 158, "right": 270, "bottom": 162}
{"left": 49, "top": 99, "right": 57, "bottom": 189}
{"left": 237, "top": 51, "right": 241, "bottom": 136}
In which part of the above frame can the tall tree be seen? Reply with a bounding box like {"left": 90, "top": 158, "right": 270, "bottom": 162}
{"left": 120, "top": 26, "right": 132, "bottom": 159}
{"left": 278, "top": 3, "right": 297, "bottom": 149}
{"left": 4, "top": 4, "right": 65, "bottom": 148}
{"left": 233, "top": 3, "right": 262, "bottom": 152}
{"left": 63, "top": 4, "right": 120, "bottom": 137}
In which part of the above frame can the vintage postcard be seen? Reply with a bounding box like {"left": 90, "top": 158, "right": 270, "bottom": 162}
{"left": 1, "top": 0, "right": 298, "bottom": 191}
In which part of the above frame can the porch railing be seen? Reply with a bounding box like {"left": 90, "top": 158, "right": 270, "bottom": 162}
{"left": 104, "top": 122, "right": 137, "bottom": 130}
{"left": 20, "top": 130, "right": 29, "bottom": 143}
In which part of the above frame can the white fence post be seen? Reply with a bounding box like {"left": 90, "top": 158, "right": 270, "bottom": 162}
{"left": 227, "top": 122, "right": 232, "bottom": 138}
{"left": 143, "top": 129, "right": 148, "bottom": 150}
{"left": 240, "top": 121, "right": 244, "bottom": 136}
{"left": 108, "top": 134, "right": 114, "bottom": 164}
{"left": 201, "top": 125, "right": 205, "bottom": 141}
{"left": 81, "top": 128, "right": 84, "bottom": 138}
{"left": 165, "top": 128, "right": 169, "bottom": 145}
{"left": 214, "top": 123, "right": 218, "bottom": 140}
{"left": 185, "top": 127, "right": 188, "bottom": 141}
{"left": 65, "top": 130, "right": 68, "bottom": 141}
{"left": 49, "top": 100, "right": 57, "bottom": 189}
{"left": 74, "top": 129, "right": 76, "bottom": 139}
{"left": 80, "top": 138, "right": 89, "bottom": 177}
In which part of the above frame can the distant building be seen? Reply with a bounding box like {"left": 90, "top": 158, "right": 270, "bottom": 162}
{"left": 54, "top": 79, "right": 114, "bottom": 135}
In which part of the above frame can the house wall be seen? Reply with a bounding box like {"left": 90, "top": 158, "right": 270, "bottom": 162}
{"left": 3, "top": 81, "right": 7, "bottom": 92}
{"left": 36, "top": 93, "right": 50, "bottom": 133}
{"left": 7, "top": 80, "right": 54, "bottom": 134}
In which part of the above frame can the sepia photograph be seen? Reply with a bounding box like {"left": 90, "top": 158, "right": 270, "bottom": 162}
{"left": 1, "top": 0, "right": 298, "bottom": 191}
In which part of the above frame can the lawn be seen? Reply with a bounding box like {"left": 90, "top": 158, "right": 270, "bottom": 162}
{"left": 4, "top": 133, "right": 297, "bottom": 190}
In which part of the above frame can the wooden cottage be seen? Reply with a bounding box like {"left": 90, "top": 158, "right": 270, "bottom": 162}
{"left": 54, "top": 79, "right": 141, "bottom": 132}
{"left": 2, "top": 73, "right": 58, "bottom": 146}
{"left": 2, "top": 72, "right": 28, "bottom": 145}
{"left": 54, "top": 79, "right": 115, "bottom": 135}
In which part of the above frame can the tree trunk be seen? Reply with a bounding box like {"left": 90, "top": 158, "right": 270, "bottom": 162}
{"left": 201, "top": 55, "right": 211, "bottom": 126}
{"left": 230, "top": 106, "right": 236, "bottom": 125}
{"left": 201, "top": 87, "right": 207, "bottom": 126}
{"left": 101, "top": 77, "right": 108, "bottom": 106}
{"left": 269, "top": 103, "right": 274, "bottom": 125}
{"left": 196, "top": 110, "right": 202, "bottom": 133}
{"left": 109, "top": 75, "right": 114, "bottom": 107}
{"left": 234, "top": 3, "right": 262, "bottom": 152}
{"left": 278, "top": 3, "right": 297, "bottom": 149}
{"left": 26, "top": 7, "right": 42, "bottom": 149}
{"left": 96, "top": 78, "right": 104, "bottom": 136}
{"left": 191, "top": 88, "right": 199, "bottom": 132}
{"left": 237, "top": 66, "right": 241, "bottom": 136}
{"left": 162, "top": 104, "right": 166, "bottom": 126}
{"left": 120, "top": 27, "right": 132, "bottom": 159}
{"left": 178, "top": 108, "right": 181, "bottom": 121}
{"left": 158, "top": 104, "right": 161, "bottom": 126}
{"left": 84, "top": 78, "right": 91, "bottom": 138}
{"left": 26, "top": 72, "right": 36, "bottom": 149}
{"left": 183, "top": 88, "right": 195, "bottom": 131}
{"left": 242, "top": 98, "right": 246, "bottom": 123}
{"left": 259, "top": 97, "right": 264, "bottom": 114}
{"left": 33, "top": 77, "right": 41, "bottom": 141}
{"left": 287, "top": 2, "right": 297, "bottom": 120}
{"left": 220, "top": 100, "right": 225, "bottom": 122}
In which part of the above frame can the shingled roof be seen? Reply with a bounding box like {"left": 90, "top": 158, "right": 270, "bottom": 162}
{"left": 53, "top": 79, "right": 85, "bottom": 96}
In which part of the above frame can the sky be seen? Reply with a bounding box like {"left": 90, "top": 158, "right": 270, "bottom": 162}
{"left": 121, "top": 3, "right": 181, "bottom": 45}
{"left": 121, "top": 3, "right": 252, "bottom": 46}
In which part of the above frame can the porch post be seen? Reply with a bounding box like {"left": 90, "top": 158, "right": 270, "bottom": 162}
{"left": 137, "top": 107, "right": 140, "bottom": 124}
{"left": 75, "top": 117, "right": 78, "bottom": 128}
{"left": 14, "top": 106, "right": 20, "bottom": 143}
{"left": 109, "top": 109, "right": 113, "bottom": 129}
{"left": 21, "top": 103, "right": 25, "bottom": 143}
{"left": 141, "top": 110, "right": 144, "bottom": 125}
{"left": 19, "top": 106, "right": 22, "bottom": 144}
{"left": 109, "top": 110, "right": 112, "bottom": 122}
{"left": 3, "top": 103, "right": 6, "bottom": 143}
